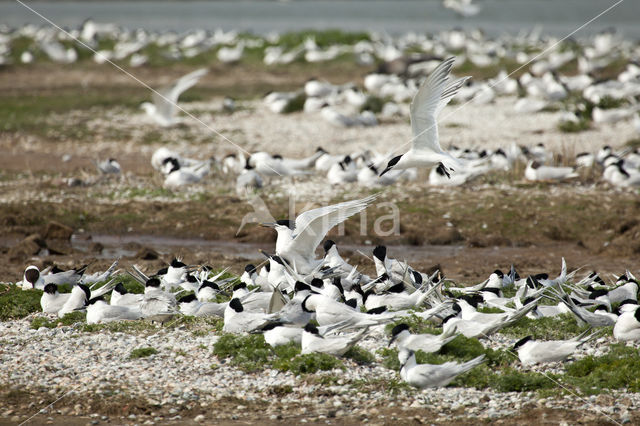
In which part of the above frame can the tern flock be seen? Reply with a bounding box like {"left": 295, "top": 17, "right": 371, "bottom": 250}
{"left": 17, "top": 193, "right": 640, "bottom": 389}
{"left": 5, "top": 20, "right": 640, "bottom": 390}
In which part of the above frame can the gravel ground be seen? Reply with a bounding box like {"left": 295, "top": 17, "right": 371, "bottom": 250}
{"left": 2, "top": 312, "right": 639, "bottom": 425}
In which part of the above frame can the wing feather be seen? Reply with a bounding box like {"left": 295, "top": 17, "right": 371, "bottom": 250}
{"left": 289, "top": 194, "right": 377, "bottom": 260}
{"left": 152, "top": 68, "right": 208, "bottom": 122}
{"left": 410, "top": 58, "right": 466, "bottom": 155}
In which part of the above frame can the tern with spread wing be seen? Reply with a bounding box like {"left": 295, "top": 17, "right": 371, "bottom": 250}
{"left": 261, "top": 194, "right": 377, "bottom": 273}
{"left": 380, "top": 57, "right": 468, "bottom": 177}
{"left": 141, "top": 68, "right": 208, "bottom": 127}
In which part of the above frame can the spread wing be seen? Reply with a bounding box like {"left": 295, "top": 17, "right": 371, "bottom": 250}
{"left": 410, "top": 57, "right": 468, "bottom": 154}
{"left": 289, "top": 194, "right": 377, "bottom": 259}
{"left": 152, "top": 68, "right": 208, "bottom": 121}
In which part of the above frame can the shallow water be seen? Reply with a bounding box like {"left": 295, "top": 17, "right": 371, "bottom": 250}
{"left": 2, "top": 0, "right": 639, "bottom": 38}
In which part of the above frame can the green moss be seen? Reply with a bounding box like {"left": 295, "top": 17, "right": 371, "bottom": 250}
{"left": 0, "top": 285, "right": 42, "bottom": 320}
{"left": 493, "top": 368, "right": 555, "bottom": 392}
{"left": 129, "top": 347, "right": 158, "bottom": 359}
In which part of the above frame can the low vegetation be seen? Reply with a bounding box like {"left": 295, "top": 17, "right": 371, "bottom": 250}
{"left": 0, "top": 285, "right": 42, "bottom": 321}
{"left": 129, "top": 347, "right": 158, "bottom": 359}
{"left": 213, "top": 334, "right": 344, "bottom": 374}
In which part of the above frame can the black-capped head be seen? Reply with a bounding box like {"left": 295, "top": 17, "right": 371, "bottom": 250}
{"left": 88, "top": 296, "right": 105, "bottom": 305}
{"left": 244, "top": 264, "right": 256, "bottom": 274}
{"left": 512, "top": 335, "right": 533, "bottom": 351}
{"left": 380, "top": 155, "right": 402, "bottom": 176}
{"left": 391, "top": 323, "right": 410, "bottom": 338}
{"left": 441, "top": 313, "right": 458, "bottom": 325}
{"left": 462, "top": 294, "right": 483, "bottom": 308}
{"left": 345, "top": 298, "right": 358, "bottom": 309}
{"left": 310, "top": 278, "right": 323, "bottom": 288}
{"left": 619, "top": 299, "right": 637, "bottom": 307}
{"left": 495, "top": 148, "right": 506, "bottom": 158}
{"left": 272, "top": 154, "right": 283, "bottom": 160}
{"left": 146, "top": 277, "right": 161, "bottom": 288}
{"left": 323, "top": 240, "right": 336, "bottom": 253}
{"left": 199, "top": 280, "right": 219, "bottom": 291}
{"left": 156, "top": 267, "right": 168, "bottom": 276}
{"left": 411, "top": 270, "right": 423, "bottom": 285}
{"left": 493, "top": 270, "right": 504, "bottom": 279}
{"left": 276, "top": 219, "right": 295, "bottom": 230}
{"left": 373, "top": 245, "right": 387, "bottom": 262}
{"left": 482, "top": 287, "right": 502, "bottom": 297}
{"left": 178, "top": 294, "right": 198, "bottom": 304}
{"left": 170, "top": 258, "right": 186, "bottom": 268}
{"left": 186, "top": 274, "right": 197, "bottom": 283}
{"left": 588, "top": 289, "right": 609, "bottom": 299}
{"left": 452, "top": 302, "right": 462, "bottom": 313}
{"left": 114, "top": 283, "right": 127, "bottom": 295}
{"left": 635, "top": 307, "right": 640, "bottom": 322}
{"left": 526, "top": 276, "right": 539, "bottom": 289}
{"left": 316, "top": 146, "right": 328, "bottom": 154}
{"left": 233, "top": 282, "right": 248, "bottom": 292}
{"left": 387, "top": 283, "right": 405, "bottom": 294}
{"left": 24, "top": 267, "right": 40, "bottom": 286}
{"left": 229, "top": 298, "right": 244, "bottom": 313}
{"left": 533, "top": 273, "right": 549, "bottom": 280}
{"left": 294, "top": 281, "right": 311, "bottom": 293}
{"left": 343, "top": 155, "right": 352, "bottom": 165}
{"left": 51, "top": 265, "right": 64, "bottom": 274}
{"left": 78, "top": 284, "right": 91, "bottom": 301}
{"left": 44, "top": 283, "right": 58, "bottom": 294}
{"left": 261, "top": 322, "right": 279, "bottom": 331}
{"left": 367, "top": 306, "right": 387, "bottom": 315}
{"left": 332, "top": 278, "right": 344, "bottom": 295}
{"left": 264, "top": 263, "right": 271, "bottom": 272}
{"left": 530, "top": 161, "right": 541, "bottom": 170}
{"left": 304, "top": 323, "right": 320, "bottom": 335}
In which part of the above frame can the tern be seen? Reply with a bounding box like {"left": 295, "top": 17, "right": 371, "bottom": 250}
{"left": 141, "top": 68, "right": 208, "bottom": 126}
{"left": 613, "top": 306, "right": 640, "bottom": 342}
{"left": 86, "top": 297, "right": 142, "bottom": 324}
{"left": 512, "top": 330, "right": 599, "bottom": 365}
{"left": 399, "top": 349, "right": 485, "bottom": 388}
{"left": 301, "top": 323, "right": 367, "bottom": 356}
{"left": 389, "top": 323, "right": 458, "bottom": 353}
{"left": 261, "top": 195, "right": 377, "bottom": 274}
{"left": 379, "top": 57, "right": 468, "bottom": 177}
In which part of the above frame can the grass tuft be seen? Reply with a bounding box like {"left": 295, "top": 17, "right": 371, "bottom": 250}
{"left": 0, "top": 285, "right": 42, "bottom": 320}
{"left": 30, "top": 311, "right": 86, "bottom": 329}
{"left": 129, "top": 347, "right": 158, "bottom": 359}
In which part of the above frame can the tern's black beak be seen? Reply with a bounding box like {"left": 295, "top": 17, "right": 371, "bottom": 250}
{"left": 259, "top": 222, "right": 277, "bottom": 228}
{"left": 388, "top": 335, "right": 397, "bottom": 347}
{"left": 379, "top": 166, "right": 392, "bottom": 177}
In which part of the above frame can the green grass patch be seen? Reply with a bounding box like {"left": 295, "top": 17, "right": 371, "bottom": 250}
{"left": 129, "top": 347, "right": 158, "bottom": 359}
{"left": 498, "top": 313, "right": 590, "bottom": 340}
{"left": 30, "top": 311, "right": 86, "bottom": 329}
{"left": 0, "top": 285, "right": 42, "bottom": 320}
{"left": 281, "top": 93, "right": 306, "bottom": 114}
{"left": 343, "top": 346, "right": 375, "bottom": 365}
{"left": 212, "top": 334, "right": 344, "bottom": 374}
{"left": 563, "top": 344, "right": 640, "bottom": 394}
{"left": 558, "top": 118, "right": 590, "bottom": 133}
